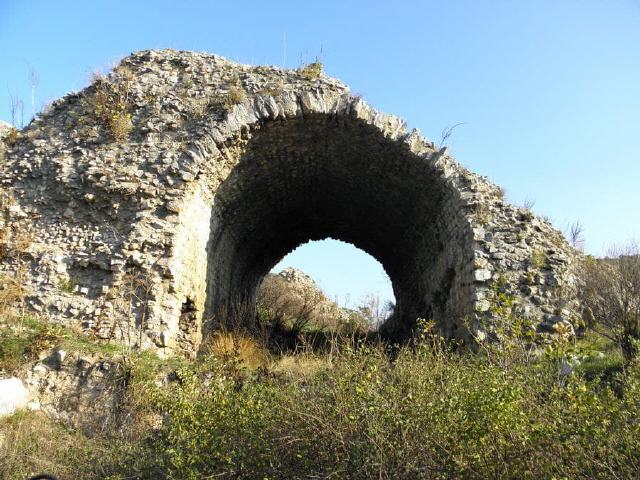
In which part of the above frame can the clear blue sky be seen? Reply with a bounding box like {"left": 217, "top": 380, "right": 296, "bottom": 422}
{"left": 1, "top": 0, "right": 639, "bottom": 307}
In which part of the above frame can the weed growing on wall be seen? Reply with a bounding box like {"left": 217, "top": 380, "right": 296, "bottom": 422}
{"left": 85, "top": 69, "right": 133, "bottom": 141}
{"left": 298, "top": 61, "right": 323, "bottom": 80}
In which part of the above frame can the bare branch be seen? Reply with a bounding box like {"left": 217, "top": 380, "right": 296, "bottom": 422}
{"left": 567, "top": 221, "right": 585, "bottom": 250}
{"left": 8, "top": 90, "right": 25, "bottom": 128}
{"left": 523, "top": 197, "right": 535, "bottom": 211}
{"left": 578, "top": 240, "right": 640, "bottom": 365}
{"left": 439, "top": 122, "right": 465, "bottom": 147}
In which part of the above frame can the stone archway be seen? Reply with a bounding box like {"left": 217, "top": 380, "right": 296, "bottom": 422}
{"left": 0, "top": 50, "right": 580, "bottom": 356}
{"left": 204, "top": 113, "right": 475, "bottom": 340}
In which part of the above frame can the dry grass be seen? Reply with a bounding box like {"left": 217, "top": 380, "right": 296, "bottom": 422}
{"left": 0, "top": 274, "right": 27, "bottom": 311}
{"left": 0, "top": 411, "right": 78, "bottom": 479}
{"left": 187, "top": 85, "right": 245, "bottom": 119}
{"left": 474, "top": 202, "right": 491, "bottom": 226}
{"left": 3, "top": 127, "right": 19, "bottom": 147}
{"left": 0, "top": 410, "right": 129, "bottom": 480}
{"left": 86, "top": 71, "right": 133, "bottom": 142}
{"left": 298, "top": 61, "right": 323, "bottom": 80}
{"left": 530, "top": 249, "right": 547, "bottom": 269}
{"left": 226, "top": 86, "right": 246, "bottom": 105}
{"left": 270, "top": 352, "right": 330, "bottom": 380}
{"left": 201, "top": 331, "right": 269, "bottom": 369}
{"left": 0, "top": 190, "right": 33, "bottom": 262}
{"left": 0, "top": 269, "right": 28, "bottom": 323}
{"left": 188, "top": 97, "right": 211, "bottom": 119}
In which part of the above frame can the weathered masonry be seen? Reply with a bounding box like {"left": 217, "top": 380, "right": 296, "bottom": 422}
{"left": 0, "top": 50, "right": 581, "bottom": 356}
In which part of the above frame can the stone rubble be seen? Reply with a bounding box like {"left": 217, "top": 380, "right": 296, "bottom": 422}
{"left": 21, "top": 349, "right": 125, "bottom": 430}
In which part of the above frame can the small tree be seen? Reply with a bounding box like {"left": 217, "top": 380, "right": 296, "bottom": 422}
{"left": 356, "top": 293, "right": 394, "bottom": 330}
{"left": 8, "top": 91, "right": 24, "bottom": 128}
{"left": 579, "top": 240, "right": 640, "bottom": 366}
{"left": 567, "top": 220, "right": 585, "bottom": 251}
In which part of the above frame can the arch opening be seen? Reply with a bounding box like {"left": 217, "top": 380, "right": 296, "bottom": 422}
{"left": 272, "top": 238, "right": 395, "bottom": 314}
{"left": 203, "top": 113, "right": 475, "bottom": 340}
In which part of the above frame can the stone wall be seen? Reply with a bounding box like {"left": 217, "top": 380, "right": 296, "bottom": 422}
{"left": 0, "top": 49, "right": 581, "bottom": 356}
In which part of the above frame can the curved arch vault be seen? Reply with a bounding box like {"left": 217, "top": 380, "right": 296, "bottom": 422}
{"left": 206, "top": 114, "right": 473, "bottom": 340}
{"left": 0, "top": 50, "right": 580, "bottom": 356}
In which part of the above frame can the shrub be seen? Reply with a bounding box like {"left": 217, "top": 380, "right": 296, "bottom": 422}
{"left": 2, "top": 332, "right": 640, "bottom": 479}
{"left": 530, "top": 249, "right": 547, "bottom": 269}
{"left": 578, "top": 242, "right": 640, "bottom": 366}
{"left": 257, "top": 273, "right": 329, "bottom": 335}
{"left": 106, "top": 110, "right": 132, "bottom": 141}
{"left": 3, "top": 127, "right": 19, "bottom": 147}
{"left": 226, "top": 86, "right": 245, "bottom": 105}
{"left": 200, "top": 331, "right": 268, "bottom": 369}
{"left": 86, "top": 71, "right": 133, "bottom": 141}
{"left": 141, "top": 336, "right": 640, "bottom": 479}
{"left": 298, "top": 61, "right": 323, "bottom": 80}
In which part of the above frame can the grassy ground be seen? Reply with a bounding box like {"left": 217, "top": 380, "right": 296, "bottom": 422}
{"left": 573, "top": 331, "right": 625, "bottom": 381}
{"left": 0, "top": 315, "right": 125, "bottom": 374}
{"left": 1, "top": 317, "right": 639, "bottom": 479}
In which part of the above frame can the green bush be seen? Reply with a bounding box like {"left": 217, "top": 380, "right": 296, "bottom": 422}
{"left": 0, "top": 316, "right": 123, "bottom": 374}
{"left": 0, "top": 316, "right": 62, "bottom": 373}
{"left": 530, "top": 249, "right": 547, "bottom": 269}
{"left": 2, "top": 326, "right": 640, "bottom": 479}
{"left": 125, "top": 330, "right": 640, "bottom": 479}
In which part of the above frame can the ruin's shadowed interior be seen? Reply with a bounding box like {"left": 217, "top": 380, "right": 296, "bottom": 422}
{"left": 204, "top": 114, "right": 476, "bottom": 338}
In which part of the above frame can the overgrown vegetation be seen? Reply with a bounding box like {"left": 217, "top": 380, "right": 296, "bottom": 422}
{"left": 297, "top": 61, "right": 323, "bottom": 80}
{"left": 0, "top": 316, "right": 123, "bottom": 374}
{"left": 579, "top": 241, "right": 640, "bottom": 366}
{"left": 1, "top": 320, "right": 639, "bottom": 479}
{"left": 255, "top": 273, "right": 370, "bottom": 352}
{"left": 84, "top": 69, "right": 134, "bottom": 141}
{"left": 530, "top": 249, "right": 547, "bottom": 269}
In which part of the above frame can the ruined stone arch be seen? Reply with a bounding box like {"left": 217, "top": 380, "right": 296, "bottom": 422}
{"left": 0, "top": 50, "right": 580, "bottom": 356}
{"left": 199, "top": 112, "right": 477, "bottom": 341}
